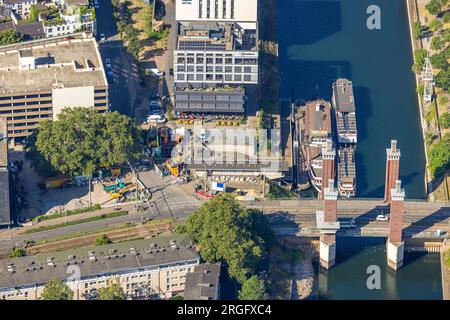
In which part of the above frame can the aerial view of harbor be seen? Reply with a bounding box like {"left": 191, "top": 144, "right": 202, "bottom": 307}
{"left": 0, "top": 0, "right": 448, "bottom": 311}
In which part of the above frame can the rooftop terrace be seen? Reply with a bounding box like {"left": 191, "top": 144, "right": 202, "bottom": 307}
{"left": 177, "top": 21, "right": 257, "bottom": 51}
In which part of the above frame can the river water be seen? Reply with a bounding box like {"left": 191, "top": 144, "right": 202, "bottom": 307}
{"left": 278, "top": 0, "right": 441, "bottom": 299}
{"left": 278, "top": 0, "right": 426, "bottom": 199}
{"left": 317, "top": 237, "right": 443, "bottom": 300}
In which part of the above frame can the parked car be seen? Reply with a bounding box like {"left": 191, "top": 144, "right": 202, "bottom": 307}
{"left": 99, "top": 33, "right": 106, "bottom": 42}
{"left": 376, "top": 214, "right": 389, "bottom": 222}
{"left": 147, "top": 114, "right": 166, "bottom": 123}
{"left": 150, "top": 100, "right": 161, "bottom": 112}
{"left": 169, "top": 68, "right": 174, "bottom": 76}
{"left": 105, "top": 58, "right": 112, "bottom": 69}
{"left": 149, "top": 68, "right": 164, "bottom": 77}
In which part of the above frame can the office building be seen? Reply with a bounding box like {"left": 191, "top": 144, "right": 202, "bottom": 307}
{"left": 0, "top": 33, "right": 108, "bottom": 142}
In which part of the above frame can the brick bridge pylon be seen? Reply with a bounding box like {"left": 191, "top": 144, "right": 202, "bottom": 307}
{"left": 317, "top": 140, "right": 405, "bottom": 271}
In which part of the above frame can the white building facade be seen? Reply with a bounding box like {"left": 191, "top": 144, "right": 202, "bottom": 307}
{"left": 175, "top": 0, "right": 257, "bottom": 22}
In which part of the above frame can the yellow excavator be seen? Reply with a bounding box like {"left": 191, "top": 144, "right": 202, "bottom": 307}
{"left": 109, "top": 184, "right": 137, "bottom": 199}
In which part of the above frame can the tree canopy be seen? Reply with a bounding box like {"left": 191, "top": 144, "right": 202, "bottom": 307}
{"left": 25, "top": 107, "right": 143, "bottom": 177}
{"left": 177, "top": 195, "right": 273, "bottom": 283}
{"left": 94, "top": 234, "right": 113, "bottom": 246}
{"left": 440, "top": 113, "right": 450, "bottom": 129}
{"left": 42, "top": 279, "right": 74, "bottom": 300}
{"left": 97, "top": 280, "right": 126, "bottom": 300}
{"left": 428, "top": 133, "right": 450, "bottom": 178}
{"left": 10, "top": 247, "right": 26, "bottom": 258}
{"left": 426, "top": 0, "right": 443, "bottom": 15}
{"left": 0, "top": 29, "right": 23, "bottom": 45}
{"left": 238, "top": 275, "right": 269, "bottom": 300}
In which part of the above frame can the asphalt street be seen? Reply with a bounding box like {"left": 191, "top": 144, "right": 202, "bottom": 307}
{"left": 96, "top": 0, "right": 139, "bottom": 116}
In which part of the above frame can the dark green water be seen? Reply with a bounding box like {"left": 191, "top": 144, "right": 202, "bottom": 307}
{"left": 278, "top": 0, "right": 426, "bottom": 199}
{"left": 317, "top": 237, "right": 443, "bottom": 300}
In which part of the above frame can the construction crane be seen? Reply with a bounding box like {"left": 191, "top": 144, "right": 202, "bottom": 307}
{"left": 420, "top": 55, "right": 434, "bottom": 103}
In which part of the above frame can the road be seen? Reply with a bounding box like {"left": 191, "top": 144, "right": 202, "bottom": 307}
{"left": 0, "top": 170, "right": 200, "bottom": 253}
{"left": 96, "top": 0, "right": 139, "bottom": 116}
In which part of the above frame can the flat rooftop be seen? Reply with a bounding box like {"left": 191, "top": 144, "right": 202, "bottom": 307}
{"left": 0, "top": 33, "right": 107, "bottom": 94}
{"left": 177, "top": 21, "right": 257, "bottom": 51}
{"left": 0, "top": 235, "right": 199, "bottom": 290}
{"left": 184, "top": 263, "right": 221, "bottom": 300}
{"left": 333, "top": 78, "right": 356, "bottom": 113}
{"left": 305, "top": 100, "right": 332, "bottom": 136}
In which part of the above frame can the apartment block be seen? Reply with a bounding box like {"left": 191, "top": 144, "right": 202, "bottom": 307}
{"left": 175, "top": 0, "right": 257, "bottom": 22}
{"left": 173, "top": 21, "right": 258, "bottom": 113}
{"left": 0, "top": 33, "right": 108, "bottom": 142}
{"left": 0, "top": 235, "right": 200, "bottom": 300}
{"left": 184, "top": 263, "right": 221, "bottom": 300}
{"left": 1, "top": 0, "right": 37, "bottom": 17}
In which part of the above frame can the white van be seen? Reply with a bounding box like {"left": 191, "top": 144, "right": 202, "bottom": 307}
{"left": 147, "top": 114, "right": 166, "bottom": 123}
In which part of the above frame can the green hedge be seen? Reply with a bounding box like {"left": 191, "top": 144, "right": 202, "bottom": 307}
{"left": 24, "top": 211, "right": 127, "bottom": 235}
{"left": 32, "top": 204, "right": 102, "bottom": 223}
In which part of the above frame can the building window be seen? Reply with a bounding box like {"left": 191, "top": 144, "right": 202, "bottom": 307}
{"left": 223, "top": 0, "right": 227, "bottom": 18}
{"left": 199, "top": 0, "right": 203, "bottom": 18}
{"left": 206, "top": 0, "right": 211, "bottom": 18}
{"left": 231, "top": 0, "right": 234, "bottom": 19}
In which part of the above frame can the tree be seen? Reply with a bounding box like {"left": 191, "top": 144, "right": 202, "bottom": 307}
{"left": 25, "top": 107, "right": 143, "bottom": 178}
{"left": 177, "top": 195, "right": 273, "bottom": 284}
{"left": 413, "top": 21, "right": 424, "bottom": 40}
{"left": 438, "top": 95, "right": 449, "bottom": 105}
{"left": 0, "top": 29, "right": 23, "bottom": 45}
{"left": 426, "top": 0, "right": 443, "bottom": 15}
{"left": 430, "top": 52, "right": 449, "bottom": 70}
{"left": 10, "top": 247, "right": 26, "bottom": 258}
{"left": 94, "top": 234, "right": 112, "bottom": 246}
{"left": 97, "top": 279, "right": 126, "bottom": 300}
{"left": 429, "top": 19, "right": 443, "bottom": 32}
{"left": 413, "top": 49, "right": 427, "bottom": 72}
{"left": 435, "top": 70, "right": 450, "bottom": 91}
{"left": 24, "top": 132, "right": 60, "bottom": 178}
{"left": 428, "top": 133, "right": 450, "bottom": 178}
{"left": 431, "top": 35, "right": 444, "bottom": 51}
{"left": 238, "top": 275, "right": 269, "bottom": 300}
{"left": 440, "top": 113, "right": 450, "bottom": 129}
{"left": 42, "top": 279, "right": 74, "bottom": 300}
{"left": 443, "top": 12, "right": 450, "bottom": 23}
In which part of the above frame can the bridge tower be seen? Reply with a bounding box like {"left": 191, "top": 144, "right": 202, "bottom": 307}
{"left": 320, "top": 139, "right": 336, "bottom": 200}
{"left": 318, "top": 179, "right": 339, "bottom": 269}
{"left": 384, "top": 140, "right": 401, "bottom": 203}
{"left": 387, "top": 180, "right": 406, "bottom": 271}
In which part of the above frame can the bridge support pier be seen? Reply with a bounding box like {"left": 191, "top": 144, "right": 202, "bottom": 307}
{"left": 317, "top": 179, "right": 339, "bottom": 270}
{"left": 387, "top": 180, "right": 406, "bottom": 271}
{"left": 320, "top": 235, "right": 336, "bottom": 269}
{"left": 387, "top": 241, "right": 404, "bottom": 271}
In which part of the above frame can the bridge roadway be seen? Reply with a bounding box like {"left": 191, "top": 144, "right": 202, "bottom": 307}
{"left": 249, "top": 199, "right": 449, "bottom": 239}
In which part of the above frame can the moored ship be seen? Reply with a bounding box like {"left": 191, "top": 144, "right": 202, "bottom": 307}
{"left": 337, "top": 147, "right": 356, "bottom": 197}
{"left": 332, "top": 79, "right": 357, "bottom": 144}
{"left": 301, "top": 99, "right": 334, "bottom": 194}
{"left": 332, "top": 78, "right": 358, "bottom": 198}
